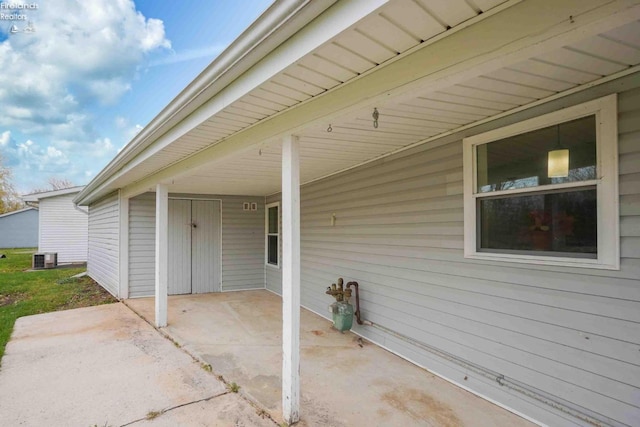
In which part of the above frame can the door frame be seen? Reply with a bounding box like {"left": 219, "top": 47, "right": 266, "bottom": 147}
{"left": 168, "top": 196, "right": 223, "bottom": 293}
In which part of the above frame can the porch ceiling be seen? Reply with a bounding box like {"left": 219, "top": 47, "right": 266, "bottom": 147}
{"left": 110, "top": 0, "right": 640, "bottom": 198}
{"left": 167, "top": 14, "right": 640, "bottom": 196}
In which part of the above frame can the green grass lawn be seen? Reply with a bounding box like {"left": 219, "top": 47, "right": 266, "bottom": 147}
{"left": 0, "top": 248, "right": 117, "bottom": 364}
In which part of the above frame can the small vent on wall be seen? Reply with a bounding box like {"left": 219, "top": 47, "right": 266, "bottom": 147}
{"left": 243, "top": 202, "right": 257, "bottom": 211}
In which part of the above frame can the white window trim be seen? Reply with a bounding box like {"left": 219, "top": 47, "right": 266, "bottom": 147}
{"left": 463, "top": 94, "right": 619, "bottom": 270}
{"left": 265, "top": 202, "right": 280, "bottom": 269}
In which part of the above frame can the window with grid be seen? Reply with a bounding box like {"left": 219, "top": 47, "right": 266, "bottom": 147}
{"left": 266, "top": 203, "right": 279, "bottom": 267}
{"left": 463, "top": 95, "right": 619, "bottom": 269}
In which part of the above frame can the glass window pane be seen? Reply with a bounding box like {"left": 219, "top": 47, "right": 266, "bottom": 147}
{"left": 478, "top": 188, "right": 597, "bottom": 256}
{"left": 268, "top": 206, "right": 278, "bottom": 233}
{"left": 268, "top": 235, "right": 278, "bottom": 265}
{"left": 477, "top": 116, "right": 596, "bottom": 193}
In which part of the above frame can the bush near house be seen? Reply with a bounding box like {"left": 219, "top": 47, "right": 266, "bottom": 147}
{"left": 0, "top": 249, "right": 116, "bottom": 364}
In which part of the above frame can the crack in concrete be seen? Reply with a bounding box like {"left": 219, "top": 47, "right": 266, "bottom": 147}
{"left": 120, "top": 301, "right": 281, "bottom": 427}
{"left": 120, "top": 390, "right": 230, "bottom": 426}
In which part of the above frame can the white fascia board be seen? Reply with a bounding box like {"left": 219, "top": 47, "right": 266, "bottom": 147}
{"left": 119, "top": 0, "right": 640, "bottom": 199}
{"left": 23, "top": 186, "right": 85, "bottom": 202}
{"left": 77, "top": 0, "right": 391, "bottom": 205}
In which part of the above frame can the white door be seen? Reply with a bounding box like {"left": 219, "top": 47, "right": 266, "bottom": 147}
{"left": 168, "top": 199, "right": 221, "bottom": 295}
{"left": 168, "top": 199, "right": 192, "bottom": 295}
{"left": 192, "top": 200, "right": 221, "bottom": 293}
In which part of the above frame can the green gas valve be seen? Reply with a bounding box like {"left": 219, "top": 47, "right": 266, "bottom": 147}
{"left": 326, "top": 278, "right": 356, "bottom": 331}
{"left": 329, "top": 301, "right": 354, "bottom": 332}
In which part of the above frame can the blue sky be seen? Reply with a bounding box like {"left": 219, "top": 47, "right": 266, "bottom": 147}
{"left": 0, "top": 0, "right": 273, "bottom": 193}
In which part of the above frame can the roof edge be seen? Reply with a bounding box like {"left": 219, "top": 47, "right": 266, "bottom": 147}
{"left": 75, "top": 0, "right": 336, "bottom": 206}
{"left": 0, "top": 206, "right": 38, "bottom": 218}
{"left": 22, "top": 185, "right": 85, "bottom": 202}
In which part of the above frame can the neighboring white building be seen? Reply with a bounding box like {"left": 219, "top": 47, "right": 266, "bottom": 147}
{"left": 0, "top": 207, "right": 39, "bottom": 248}
{"left": 74, "top": 1, "right": 640, "bottom": 426}
{"left": 23, "top": 186, "right": 88, "bottom": 263}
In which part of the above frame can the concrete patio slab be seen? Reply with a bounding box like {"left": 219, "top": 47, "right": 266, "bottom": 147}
{"left": 127, "top": 290, "right": 536, "bottom": 427}
{"left": 0, "top": 303, "right": 275, "bottom": 427}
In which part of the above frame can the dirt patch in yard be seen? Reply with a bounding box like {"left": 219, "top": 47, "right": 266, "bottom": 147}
{"left": 0, "top": 293, "right": 25, "bottom": 307}
{"left": 57, "top": 276, "right": 117, "bottom": 310}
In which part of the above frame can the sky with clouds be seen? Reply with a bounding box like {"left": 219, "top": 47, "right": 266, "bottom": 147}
{"left": 0, "top": 0, "right": 273, "bottom": 193}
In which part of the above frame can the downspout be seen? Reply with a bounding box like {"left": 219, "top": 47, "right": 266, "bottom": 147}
{"left": 73, "top": 203, "right": 88, "bottom": 215}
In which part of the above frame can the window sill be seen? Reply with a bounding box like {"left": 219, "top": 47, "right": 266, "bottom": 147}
{"left": 464, "top": 252, "right": 619, "bottom": 270}
{"left": 266, "top": 263, "right": 281, "bottom": 270}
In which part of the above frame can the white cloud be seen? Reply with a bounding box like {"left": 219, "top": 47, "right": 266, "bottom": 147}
{"left": 114, "top": 116, "right": 144, "bottom": 144}
{"left": 0, "top": 130, "right": 10, "bottom": 146}
{"left": 0, "top": 1, "right": 170, "bottom": 116}
{"left": 46, "top": 146, "right": 64, "bottom": 159}
{"left": 128, "top": 124, "right": 144, "bottom": 140}
{"left": 0, "top": 0, "right": 170, "bottom": 191}
{"left": 89, "top": 137, "right": 116, "bottom": 158}
{"left": 114, "top": 116, "right": 128, "bottom": 129}
{"left": 141, "top": 18, "right": 170, "bottom": 51}
{"left": 9, "top": 136, "right": 70, "bottom": 173}
{"left": 2, "top": 130, "right": 122, "bottom": 192}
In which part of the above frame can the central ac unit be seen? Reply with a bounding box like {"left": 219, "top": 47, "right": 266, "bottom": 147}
{"left": 32, "top": 253, "right": 44, "bottom": 269}
{"left": 32, "top": 252, "right": 58, "bottom": 269}
{"left": 44, "top": 252, "right": 57, "bottom": 269}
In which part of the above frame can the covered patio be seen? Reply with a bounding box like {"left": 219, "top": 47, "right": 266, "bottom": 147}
{"left": 74, "top": 1, "right": 640, "bottom": 425}
{"left": 126, "top": 290, "right": 534, "bottom": 426}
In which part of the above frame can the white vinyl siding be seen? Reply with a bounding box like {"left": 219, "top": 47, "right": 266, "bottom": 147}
{"left": 128, "top": 193, "right": 264, "bottom": 297}
{"left": 266, "top": 78, "right": 640, "bottom": 427}
{"left": 87, "top": 193, "right": 119, "bottom": 297}
{"left": 38, "top": 193, "right": 88, "bottom": 263}
{"left": 221, "top": 196, "right": 264, "bottom": 291}
{"left": 128, "top": 193, "right": 156, "bottom": 298}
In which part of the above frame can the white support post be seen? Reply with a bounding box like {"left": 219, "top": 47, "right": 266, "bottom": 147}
{"left": 118, "top": 190, "right": 129, "bottom": 300}
{"left": 155, "top": 184, "right": 169, "bottom": 328}
{"left": 282, "top": 134, "right": 300, "bottom": 425}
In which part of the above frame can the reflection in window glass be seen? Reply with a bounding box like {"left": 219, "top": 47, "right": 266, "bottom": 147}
{"left": 268, "top": 206, "right": 278, "bottom": 234}
{"left": 268, "top": 235, "right": 278, "bottom": 265}
{"left": 267, "top": 205, "right": 279, "bottom": 266}
{"left": 478, "top": 188, "right": 597, "bottom": 257}
{"left": 477, "top": 116, "right": 596, "bottom": 193}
